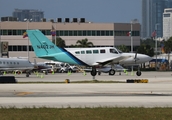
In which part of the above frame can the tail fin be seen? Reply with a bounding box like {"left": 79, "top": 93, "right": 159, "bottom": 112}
{"left": 27, "top": 29, "right": 62, "bottom": 57}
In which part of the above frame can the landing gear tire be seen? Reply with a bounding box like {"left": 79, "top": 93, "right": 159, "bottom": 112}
{"left": 45, "top": 71, "right": 48, "bottom": 75}
{"left": 26, "top": 73, "right": 29, "bottom": 77}
{"left": 91, "top": 67, "right": 97, "bottom": 76}
{"left": 109, "top": 69, "right": 115, "bottom": 75}
{"left": 136, "top": 71, "right": 141, "bottom": 76}
{"left": 98, "top": 71, "right": 101, "bottom": 75}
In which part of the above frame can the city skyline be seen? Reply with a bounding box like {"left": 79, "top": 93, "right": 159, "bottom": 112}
{"left": 0, "top": 0, "right": 141, "bottom": 23}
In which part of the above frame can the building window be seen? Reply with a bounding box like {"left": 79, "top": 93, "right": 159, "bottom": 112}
{"left": 13, "top": 46, "right": 17, "bottom": 51}
{"left": 56, "top": 31, "right": 59, "bottom": 36}
{"left": 8, "top": 30, "right": 12, "bottom": 35}
{"left": 83, "top": 31, "right": 86, "bottom": 36}
{"left": 78, "top": 31, "right": 82, "bottom": 36}
{"left": 2, "top": 30, "right": 8, "bottom": 35}
{"left": 97, "top": 31, "right": 100, "bottom": 36}
{"left": 106, "top": 31, "right": 110, "bottom": 36}
{"left": 69, "top": 31, "right": 73, "bottom": 36}
{"left": 110, "top": 31, "right": 113, "bottom": 36}
{"left": 13, "top": 30, "right": 17, "bottom": 35}
{"left": 92, "top": 31, "right": 96, "bottom": 36}
{"left": 74, "top": 31, "right": 77, "bottom": 36}
{"left": 23, "top": 46, "right": 27, "bottom": 51}
{"left": 101, "top": 31, "right": 105, "bottom": 36}
{"left": 64, "top": 31, "right": 68, "bottom": 36}
{"left": 87, "top": 31, "right": 91, "bottom": 36}
{"left": 60, "top": 31, "right": 63, "bottom": 36}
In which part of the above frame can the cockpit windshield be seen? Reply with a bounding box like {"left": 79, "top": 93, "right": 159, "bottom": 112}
{"left": 116, "top": 48, "right": 123, "bottom": 54}
{"left": 109, "top": 48, "right": 119, "bottom": 54}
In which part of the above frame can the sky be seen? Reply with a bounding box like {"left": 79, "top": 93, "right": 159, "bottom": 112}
{"left": 0, "top": 0, "right": 141, "bottom": 23}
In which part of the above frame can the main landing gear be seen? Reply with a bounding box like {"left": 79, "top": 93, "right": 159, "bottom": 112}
{"left": 109, "top": 69, "right": 116, "bottom": 75}
{"left": 136, "top": 67, "right": 141, "bottom": 76}
{"left": 90, "top": 67, "right": 97, "bottom": 76}
{"left": 26, "top": 71, "right": 31, "bottom": 77}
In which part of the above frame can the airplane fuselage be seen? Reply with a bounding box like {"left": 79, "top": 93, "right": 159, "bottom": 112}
{"left": 0, "top": 58, "right": 34, "bottom": 71}
{"left": 49, "top": 47, "right": 152, "bottom": 67}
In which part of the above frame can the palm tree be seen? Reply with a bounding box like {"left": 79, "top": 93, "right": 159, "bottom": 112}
{"left": 76, "top": 38, "right": 94, "bottom": 47}
{"left": 116, "top": 45, "right": 129, "bottom": 52}
{"left": 52, "top": 37, "right": 66, "bottom": 48}
{"left": 137, "top": 44, "right": 154, "bottom": 57}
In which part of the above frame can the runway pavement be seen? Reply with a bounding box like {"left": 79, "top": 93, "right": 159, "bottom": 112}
{"left": 0, "top": 71, "right": 172, "bottom": 108}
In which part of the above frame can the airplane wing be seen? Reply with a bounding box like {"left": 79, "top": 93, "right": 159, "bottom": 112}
{"left": 96, "top": 56, "right": 131, "bottom": 66}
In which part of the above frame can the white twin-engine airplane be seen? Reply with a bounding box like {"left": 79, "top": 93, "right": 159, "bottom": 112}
{"left": 27, "top": 29, "right": 152, "bottom": 76}
{"left": 0, "top": 58, "right": 34, "bottom": 77}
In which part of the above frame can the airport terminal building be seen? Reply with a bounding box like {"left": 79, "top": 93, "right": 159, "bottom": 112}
{"left": 0, "top": 18, "right": 141, "bottom": 62}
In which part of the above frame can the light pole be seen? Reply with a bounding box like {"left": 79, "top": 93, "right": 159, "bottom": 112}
{"left": 55, "top": 22, "right": 57, "bottom": 46}
{"left": 0, "top": 20, "right": 1, "bottom": 57}
{"left": 130, "top": 19, "right": 138, "bottom": 75}
{"left": 130, "top": 19, "right": 138, "bottom": 52}
{"left": 24, "top": 18, "right": 32, "bottom": 60}
{"left": 155, "top": 23, "right": 159, "bottom": 71}
{"left": 130, "top": 21, "right": 133, "bottom": 53}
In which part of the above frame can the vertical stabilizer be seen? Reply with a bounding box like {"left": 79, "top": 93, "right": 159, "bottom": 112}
{"left": 27, "top": 30, "right": 63, "bottom": 57}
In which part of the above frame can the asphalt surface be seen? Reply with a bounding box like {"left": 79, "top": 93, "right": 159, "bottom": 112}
{"left": 0, "top": 71, "right": 172, "bottom": 108}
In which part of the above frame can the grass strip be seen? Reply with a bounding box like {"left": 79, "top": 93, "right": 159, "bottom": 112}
{"left": 0, "top": 107, "right": 172, "bottom": 120}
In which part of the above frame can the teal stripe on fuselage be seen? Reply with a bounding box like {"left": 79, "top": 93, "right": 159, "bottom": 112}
{"left": 59, "top": 48, "right": 88, "bottom": 66}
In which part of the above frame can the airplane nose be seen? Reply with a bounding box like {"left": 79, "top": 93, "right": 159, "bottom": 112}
{"left": 145, "top": 55, "right": 153, "bottom": 62}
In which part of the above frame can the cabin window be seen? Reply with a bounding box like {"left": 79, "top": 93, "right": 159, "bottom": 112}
{"left": 100, "top": 49, "right": 105, "bottom": 53}
{"left": 93, "top": 50, "right": 99, "bottom": 54}
{"left": 14, "top": 62, "right": 16, "bottom": 64}
{"left": 7, "top": 62, "right": 9, "bottom": 64}
{"left": 3, "top": 62, "right": 5, "bottom": 64}
{"left": 0, "top": 61, "right": 2, "bottom": 64}
{"left": 86, "top": 50, "right": 92, "bottom": 54}
{"left": 110, "top": 49, "right": 118, "bottom": 54}
{"left": 81, "top": 51, "right": 85, "bottom": 54}
{"left": 10, "top": 62, "right": 12, "bottom": 64}
{"left": 17, "top": 62, "right": 19, "bottom": 64}
{"left": 75, "top": 51, "right": 80, "bottom": 54}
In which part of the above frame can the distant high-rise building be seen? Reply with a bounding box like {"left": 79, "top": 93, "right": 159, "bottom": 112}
{"left": 163, "top": 8, "right": 172, "bottom": 40}
{"left": 12, "top": 9, "right": 44, "bottom": 22}
{"left": 142, "top": 0, "right": 172, "bottom": 38}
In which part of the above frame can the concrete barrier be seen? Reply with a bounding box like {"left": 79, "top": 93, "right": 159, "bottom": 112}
{"left": 126, "top": 79, "right": 148, "bottom": 83}
{"left": 0, "top": 76, "right": 17, "bottom": 83}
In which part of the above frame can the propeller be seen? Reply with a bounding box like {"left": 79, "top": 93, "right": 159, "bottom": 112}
{"left": 134, "top": 51, "right": 139, "bottom": 63}
{"left": 134, "top": 52, "right": 137, "bottom": 62}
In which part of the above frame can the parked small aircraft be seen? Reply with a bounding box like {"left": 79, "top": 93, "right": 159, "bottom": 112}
{"left": 0, "top": 58, "right": 34, "bottom": 77}
{"left": 27, "top": 29, "right": 152, "bottom": 76}
{"left": 32, "top": 61, "right": 52, "bottom": 75}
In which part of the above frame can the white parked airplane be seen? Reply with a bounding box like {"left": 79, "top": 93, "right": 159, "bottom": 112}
{"left": 0, "top": 58, "right": 34, "bottom": 77}
{"left": 27, "top": 29, "right": 152, "bottom": 76}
